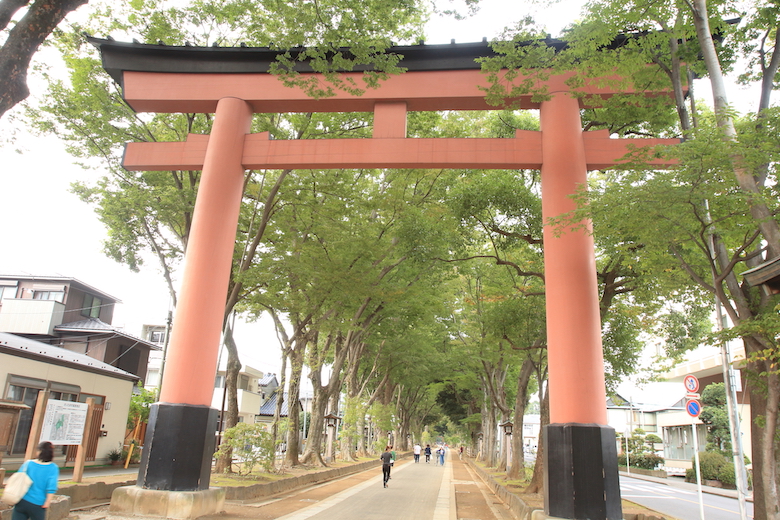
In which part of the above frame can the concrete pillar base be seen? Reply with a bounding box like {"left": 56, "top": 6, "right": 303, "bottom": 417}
{"left": 138, "top": 403, "right": 218, "bottom": 491}
{"left": 544, "top": 423, "right": 622, "bottom": 520}
{"left": 110, "top": 485, "right": 225, "bottom": 519}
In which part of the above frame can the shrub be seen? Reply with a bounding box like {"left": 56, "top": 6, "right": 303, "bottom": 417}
{"left": 698, "top": 451, "right": 728, "bottom": 480}
{"left": 215, "top": 423, "right": 275, "bottom": 475}
{"left": 617, "top": 452, "right": 664, "bottom": 470}
{"left": 686, "top": 451, "right": 729, "bottom": 482}
{"left": 633, "top": 453, "right": 664, "bottom": 470}
{"left": 718, "top": 462, "right": 736, "bottom": 487}
{"left": 107, "top": 448, "right": 122, "bottom": 462}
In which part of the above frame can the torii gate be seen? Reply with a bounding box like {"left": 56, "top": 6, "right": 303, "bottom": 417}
{"left": 90, "top": 38, "right": 678, "bottom": 520}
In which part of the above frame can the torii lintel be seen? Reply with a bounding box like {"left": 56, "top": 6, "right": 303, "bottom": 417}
{"left": 123, "top": 129, "right": 679, "bottom": 171}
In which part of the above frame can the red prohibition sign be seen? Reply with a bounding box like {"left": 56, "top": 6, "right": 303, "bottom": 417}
{"left": 683, "top": 374, "right": 700, "bottom": 393}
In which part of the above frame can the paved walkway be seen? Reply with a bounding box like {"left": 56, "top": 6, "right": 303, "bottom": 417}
{"left": 83, "top": 451, "right": 515, "bottom": 520}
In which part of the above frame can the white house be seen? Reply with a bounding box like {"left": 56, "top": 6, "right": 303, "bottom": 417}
{"left": 1, "top": 332, "right": 138, "bottom": 469}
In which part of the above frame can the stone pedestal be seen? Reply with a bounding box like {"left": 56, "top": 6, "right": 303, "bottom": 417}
{"left": 544, "top": 423, "right": 622, "bottom": 520}
{"left": 110, "top": 486, "right": 225, "bottom": 519}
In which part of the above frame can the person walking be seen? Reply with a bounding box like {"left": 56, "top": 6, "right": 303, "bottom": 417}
{"left": 437, "top": 446, "right": 445, "bottom": 466}
{"left": 380, "top": 446, "right": 393, "bottom": 488}
{"left": 12, "top": 441, "right": 59, "bottom": 520}
{"left": 413, "top": 443, "right": 421, "bottom": 463}
{"left": 424, "top": 444, "right": 432, "bottom": 463}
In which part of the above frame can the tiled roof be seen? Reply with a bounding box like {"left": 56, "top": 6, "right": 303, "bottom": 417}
{"left": 0, "top": 331, "right": 139, "bottom": 381}
{"left": 257, "top": 392, "right": 301, "bottom": 417}
{"left": 55, "top": 319, "right": 161, "bottom": 350}
{"left": 258, "top": 374, "right": 278, "bottom": 386}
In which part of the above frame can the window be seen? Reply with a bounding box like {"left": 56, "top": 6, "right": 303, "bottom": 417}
{"left": 82, "top": 294, "right": 102, "bottom": 318}
{"left": 215, "top": 375, "right": 225, "bottom": 389}
{"left": 149, "top": 330, "right": 166, "bottom": 344}
{"left": 32, "top": 290, "right": 65, "bottom": 302}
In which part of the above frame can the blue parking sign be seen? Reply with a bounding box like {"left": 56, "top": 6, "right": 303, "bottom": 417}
{"left": 686, "top": 399, "right": 701, "bottom": 417}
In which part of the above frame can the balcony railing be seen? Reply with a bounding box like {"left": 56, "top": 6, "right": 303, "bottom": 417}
{"left": 0, "top": 298, "right": 65, "bottom": 335}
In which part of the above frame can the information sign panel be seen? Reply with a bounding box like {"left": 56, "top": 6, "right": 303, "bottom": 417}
{"left": 39, "top": 399, "right": 88, "bottom": 445}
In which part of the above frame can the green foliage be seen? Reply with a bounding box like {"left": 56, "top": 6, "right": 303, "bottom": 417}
{"left": 699, "top": 383, "right": 732, "bottom": 454}
{"left": 618, "top": 452, "right": 664, "bottom": 470}
{"left": 107, "top": 448, "right": 122, "bottom": 461}
{"left": 214, "top": 423, "right": 275, "bottom": 475}
{"left": 718, "top": 462, "right": 736, "bottom": 487}
{"left": 127, "top": 384, "right": 156, "bottom": 429}
{"left": 687, "top": 451, "right": 728, "bottom": 482}
{"left": 619, "top": 428, "right": 664, "bottom": 469}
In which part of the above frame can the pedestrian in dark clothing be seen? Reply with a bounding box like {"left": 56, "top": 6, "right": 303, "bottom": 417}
{"left": 424, "top": 444, "right": 432, "bottom": 463}
{"left": 380, "top": 446, "right": 393, "bottom": 488}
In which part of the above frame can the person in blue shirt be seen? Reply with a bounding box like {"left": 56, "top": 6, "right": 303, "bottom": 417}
{"left": 12, "top": 441, "right": 59, "bottom": 520}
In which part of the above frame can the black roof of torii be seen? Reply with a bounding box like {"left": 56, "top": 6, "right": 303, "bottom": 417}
{"left": 85, "top": 35, "right": 570, "bottom": 86}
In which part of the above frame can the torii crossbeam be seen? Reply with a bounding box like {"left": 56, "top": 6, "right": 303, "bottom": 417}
{"left": 90, "top": 37, "right": 678, "bottom": 520}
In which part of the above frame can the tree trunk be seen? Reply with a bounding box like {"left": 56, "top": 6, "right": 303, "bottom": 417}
{"left": 508, "top": 358, "right": 535, "bottom": 479}
{"left": 0, "top": 0, "right": 89, "bottom": 118}
{"left": 215, "top": 320, "right": 241, "bottom": 473}
{"left": 271, "top": 350, "right": 288, "bottom": 469}
{"left": 745, "top": 337, "right": 780, "bottom": 520}
{"left": 285, "top": 344, "right": 305, "bottom": 466}
{"left": 301, "top": 380, "right": 328, "bottom": 466}
{"left": 526, "top": 381, "right": 549, "bottom": 494}
{"left": 690, "top": 0, "right": 780, "bottom": 257}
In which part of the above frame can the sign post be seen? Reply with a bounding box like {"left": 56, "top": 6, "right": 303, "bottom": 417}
{"left": 38, "top": 398, "right": 93, "bottom": 483}
{"left": 684, "top": 375, "right": 705, "bottom": 520}
{"left": 72, "top": 398, "right": 95, "bottom": 483}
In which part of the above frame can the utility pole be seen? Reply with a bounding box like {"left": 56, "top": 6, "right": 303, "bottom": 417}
{"left": 705, "top": 199, "right": 749, "bottom": 520}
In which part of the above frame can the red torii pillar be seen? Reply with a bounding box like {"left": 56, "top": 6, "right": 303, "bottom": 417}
{"left": 540, "top": 93, "right": 619, "bottom": 520}
{"left": 93, "top": 39, "right": 677, "bottom": 520}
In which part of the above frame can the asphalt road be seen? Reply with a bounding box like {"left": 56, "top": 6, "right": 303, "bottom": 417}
{"left": 620, "top": 475, "right": 754, "bottom": 520}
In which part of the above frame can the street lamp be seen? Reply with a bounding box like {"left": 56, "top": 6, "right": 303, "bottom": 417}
{"left": 324, "top": 413, "right": 340, "bottom": 462}
{"left": 500, "top": 421, "right": 513, "bottom": 471}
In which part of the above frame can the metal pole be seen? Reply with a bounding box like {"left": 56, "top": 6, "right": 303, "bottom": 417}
{"left": 705, "top": 199, "right": 749, "bottom": 520}
{"left": 156, "top": 309, "right": 173, "bottom": 401}
{"left": 691, "top": 421, "right": 706, "bottom": 520}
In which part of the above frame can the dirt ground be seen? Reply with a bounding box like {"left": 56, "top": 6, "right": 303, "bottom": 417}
{"left": 6, "top": 457, "right": 665, "bottom": 519}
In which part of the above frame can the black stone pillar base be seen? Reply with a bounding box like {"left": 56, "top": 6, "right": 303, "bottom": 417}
{"left": 137, "top": 403, "right": 218, "bottom": 491}
{"left": 544, "top": 423, "right": 622, "bottom": 520}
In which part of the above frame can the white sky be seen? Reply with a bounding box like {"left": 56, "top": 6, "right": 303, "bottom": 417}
{"left": 0, "top": 0, "right": 754, "bottom": 402}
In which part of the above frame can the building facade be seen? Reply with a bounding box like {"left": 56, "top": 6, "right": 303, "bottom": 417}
{"left": 0, "top": 275, "right": 160, "bottom": 383}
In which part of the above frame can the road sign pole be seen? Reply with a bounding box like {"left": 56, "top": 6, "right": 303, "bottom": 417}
{"left": 683, "top": 375, "right": 706, "bottom": 520}
{"left": 690, "top": 415, "right": 705, "bottom": 520}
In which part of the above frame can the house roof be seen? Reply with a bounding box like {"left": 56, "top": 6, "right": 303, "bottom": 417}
{"left": 0, "top": 274, "right": 121, "bottom": 303}
{"left": 258, "top": 374, "right": 278, "bottom": 386}
{"left": 54, "top": 318, "right": 161, "bottom": 350}
{"left": 0, "top": 331, "right": 139, "bottom": 381}
{"left": 257, "top": 392, "right": 301, "bottom": 417}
